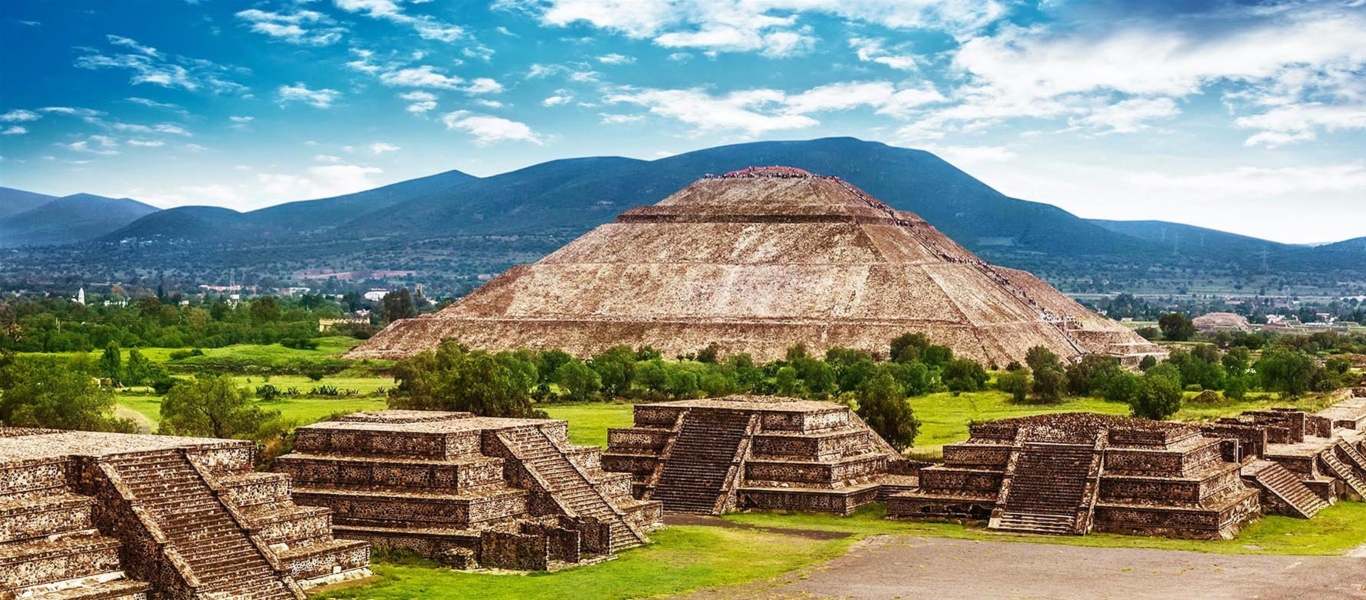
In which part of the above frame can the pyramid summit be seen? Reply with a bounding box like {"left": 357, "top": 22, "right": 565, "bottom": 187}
{"left": 348, "top": 167, "right": 1160, "bottom": 366}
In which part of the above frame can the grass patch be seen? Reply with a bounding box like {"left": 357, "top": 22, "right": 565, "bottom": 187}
{"left": 315, "top": 524, "right": 854, "bottom": 600}
{"left": 543, "top": 403, "right": 636, "bottom": 447}
{"left": 115, "top": 394, "right": 387, "bottom": 429}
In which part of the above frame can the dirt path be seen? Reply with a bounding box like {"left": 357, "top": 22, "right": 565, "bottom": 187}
{"left": 115, "top": 405, "right": 155, "bottom": 434}
{"left": 680, "top": 535, "right": 1366, "bottom": 600}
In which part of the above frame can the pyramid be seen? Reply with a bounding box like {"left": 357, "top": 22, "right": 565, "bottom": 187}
{"left": 347, "top": 167, "right": 1161, "bottom": 367}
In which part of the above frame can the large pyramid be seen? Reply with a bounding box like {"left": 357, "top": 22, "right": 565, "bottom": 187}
{"left": 348, "top": 167, "right": 1161, "bottom": 367}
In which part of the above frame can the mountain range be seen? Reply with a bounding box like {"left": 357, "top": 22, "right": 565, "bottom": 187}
{"left": 2, "top": 138, "right": 1362, "bottom": 291}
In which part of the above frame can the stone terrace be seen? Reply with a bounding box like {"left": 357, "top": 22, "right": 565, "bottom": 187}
{"left": 274, "top": 410, "right": 663, "bottom": 571}
{"left": 0, "top": 428, "right": 370, "bottom": 600}
{"left": 1205, "top": 393, "right": 1366, "bottom": 518}
{"left": 602, "top": 396, "right": 912, "bottom": 516}
{"left": 888, "top": 413, "right": 1260, "bottom": 539}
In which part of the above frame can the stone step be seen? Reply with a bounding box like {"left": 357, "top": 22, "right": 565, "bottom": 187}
{"left": 1320, "top": 452, "right": 1366, "bottom": 498}
{"left": 13, "top": 575, "right": 152, "bottom": 600}
{"left": 992, "top": 511, "right": 1078, "bottom": 535}
{"left": 1248, "top": 460, "right": 1328, "bottom": 518}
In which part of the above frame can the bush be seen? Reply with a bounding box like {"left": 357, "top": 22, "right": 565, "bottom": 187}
{"left": 996, "top": 368, "right": 1031, "bottom": 403}
{"left": 168, "top": 348, "right": 205, "bottom": 361}
{"left": 280, "top": 338, "right": 320, "bottom": 350}
{"left": 1129, "top": 369, "right": 1183, "bottom": 420}
{"left": 150, "top": 377, "right": 180, "bottom": 395}
{"left": 942, "top": 358, "right": 989, "bottom": 392}
{"left": 1191, "top": 390, "right": 1222, "bottom": 404}
{"left": 256, "top": 383, "right": 282, "bottom": 401}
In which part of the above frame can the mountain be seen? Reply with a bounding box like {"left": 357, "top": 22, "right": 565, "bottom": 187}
{"left": 0, "top": 194, "right": 159, "bottom": 248}
{"left": 0, "top": 187, "right": 57, "bottom": 220}
{"left": 4, "top": 138, "right": 1364, "bottom": 291}
{"left": 103, "top": 168, "right": 479, "bottom": 243}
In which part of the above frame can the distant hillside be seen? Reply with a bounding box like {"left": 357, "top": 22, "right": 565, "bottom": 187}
{"left": 0, "top": 194, "right": 159, "bottom": 247}
{"left": 0, "top": 187, "right": 56, "bottom": 220}
{"left": 3, "top": 138, "right": 1363, "bottom": 292}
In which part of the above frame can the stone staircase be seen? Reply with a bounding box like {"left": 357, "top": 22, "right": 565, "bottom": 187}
{"left": 1244, "top": 460, "right": 1329, "bottom": 518}
{"left": 991, "top": 442, "right": 1099, "bottom": 535}
{"left": 1335, "top": 440, "right": 1366, "bottom": 477}
{"left": 104, "top": 450, "right": 298, "bottom": 600}
{"left": 652, "top": 409, "right": 755, "bottom": 515}
{"left": 1, "top": 469, "right": 151, "bottom": 600}
{"left": 1319, "top": 448, "right": 1366, "bottom": 498}
{"left": 496, "top": 427, "right": 646, "bottom": 550}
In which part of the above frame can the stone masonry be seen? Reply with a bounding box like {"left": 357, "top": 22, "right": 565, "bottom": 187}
{"left": 1204, "top": 391, "right": 1366, "bottom": 519}
{"left": 0, "top": 427, "right": 370, "bottom": 600}
{"left": 887, "top": 413, "right": 1261, "bottom": 539}
{"left": 273, "top": 411, "right": 663, "bottom": 571}
{"left": 602, "top": 396, "right": 914, "bottom": 516}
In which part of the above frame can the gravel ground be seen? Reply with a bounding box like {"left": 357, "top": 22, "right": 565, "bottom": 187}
{"left": 681, "top": 535, "right": 1366, "bottom": 600}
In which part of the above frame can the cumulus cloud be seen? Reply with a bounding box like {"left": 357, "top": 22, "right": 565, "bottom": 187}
{"left": 2, "top": 126, "right": 27, "bottom": 135}
{"left": 259, "top": 164, "right": 385, "bottom": 201}
{"left": 333, "top": 0, "right": 465, "bottom": 41}
{"left": 0, "top": 109, "right": 40, "bottom": 122}
{"left": 68, "top": 135, "right": 120, "bottom": 155}
{"left": 399, "top": 90, "right": 438, "bottom": 113}
{"left": 441, "top": 111, "right": 544, "bottom": 144}
{"left": 1067, "top": 97, "right": 1180, "bottom": 134}
{"left": 597, "top": 53, "right": 635, "bottom": 65}
{"left": 126, "top": 139, "right": 165, "bottom": 147}
{"left": 849, "top": 37, "right": 920, "bottom": 71}
{"left": 600, "top": 113, "right": 644, "bottom": 124}
{"left": 542, "top": 91, "right": 573, "bottom": 106}
{"left": 277, "top": 83, "right": 341, "bottom": 108}
{"left": 464, "top": 78, "right": 505, "bottom": 94}
{"left": 379, "top": 65, "right": 465, "bottom": 89}
{"left": 1237, "top": 103, "right": 1366, "bottom": 147}
{"left": 369, "top": 142, "right": 401, "bottom": 154}
{"left": 235, "top": 8, "right": 346, "bottom": 46}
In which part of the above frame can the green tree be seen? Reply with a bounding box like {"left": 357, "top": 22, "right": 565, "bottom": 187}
{"left": 942, "top": 358, "right": 989, "bottom": 392}
{"left": 1254, "top": 347, "right": 1316, "bottom": 396}
{"left": 1222, "top": 347, "right": 1252, "bottom": 378}
{"left": 1065, "top": 354, "right": 1123, "bottom": 396}
{"left": 381, "top": 289, "right": 417, "bottom": 324}
{"left": 554, "top": 359, "right": 601, "bottom": 402}
{"left": 889, "top": 332, "right": 929, "bottom": 363}
{"left": 775, "top": 365, "right": 804, "bottom": 397}
{"left": 389, "top": 341, "right": 545, "bottom": 418}
{"left": 99, "top": 341, "right": 122, "bottom": 382}
{"left": 160, "top": 375, "right": 278, "bottom": 439}
{"left": 1129, "top": 368, "right": 1183, "bottom": 420}
{"left": 1158, "top": 312, "right": 1195, "bottom": 341}
{"left": 123, "top": 348, "right": 152, "bottom": 386}
{"left": 1138, "top": 355, "right": 1158, "bottom": 371}
{"left": 855, "top": 371, "right": 920, "bottom": 451}
{"left": 249, "top": 296, "right": 282, "bottom": 324}
{"left": 997, "top": 368, "right": 1032, "bottom": 403}
{"left": 0, "top": 358, "right": 135, "bottom": 432}
{"left": 589, "top": 346, "right": 636, "bottom": 397}
{"left": 1025, "top": 346, "right": 1063, "bottom": 373}
{"left": 1032, "top": 366, "right": 1067, "bottom": 403}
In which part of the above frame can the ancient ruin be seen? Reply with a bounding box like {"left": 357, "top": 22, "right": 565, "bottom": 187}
{"left": 0, "top": 428, "right": 369, "bottom": 600}
{"left": 887, "top": 413, "right": 1262, "bottom": 539}
{"left": 601, "top": 396, "right": 915, "bottom": 515}
{"left": 347, "top": 167, "right": 1161, "bottom": 367}
{"left": 274, "top": 410, "right": 663, "bottom": 571}
{"left": 1203, "top": 391, "right": 1366, "bottom": 519}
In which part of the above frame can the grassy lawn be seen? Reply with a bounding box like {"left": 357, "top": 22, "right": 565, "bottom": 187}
{"left": 315, "top": 523, "right": 856, "bottom": 600}
{"left": 543, "top": 403, "right": 636, "bottom": 447}
{"left": 116, "top": 393, "right": 387, "bottom": 429}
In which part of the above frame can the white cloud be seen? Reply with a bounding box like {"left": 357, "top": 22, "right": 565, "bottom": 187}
{"left": 1, "top": 109, "right": 40, "bottom": 122}
{"left": 597, "top": 53, "right": 635, "bottom": 65}
{"left": 441, "top": 111, "right": 544, "bottom": 144}
{"left": 235, "top": 8, "right": 345, "bottom": 46}
{"left": 464, "top": 78, "right": 505, "bottom": 94}
{"left": 1237, "top": 103, "right": 1366, "bottom": 147}
{"left": 126, "top": 139, "right": 165, "bottom": 147}
{"left": 315, "top": 154, "right": 343, "bottom": 162}
{"left": 1, "top": 126, "right": 27, "bottom": 135}
{"left": 473, "top": 99, "right": 504, "bottom": 109}
{"left": 277, "top": 83, "right": 341, "bottom": 108}
{"left": 333, "top": 0, "right": 465, "bottom": 41}
{"left": 849, "top": 37, "right": 920, "bottom": 71}
{"left": 542, "top": 92, "right": 573, "bottom": 107}
{"left": 69, "top": 135, "right": 120, "bottom": 155}
{"left": 229, "top": 115, "right": 254, "bottom": 123}
{"left": 929, "top": 145, "right": 1017, "bottom": 165}
{"left": 258, "top": 164, "right": 384, "bottom": 201}
{"left": 600, "top": 113, "right": 644, "bottom": 124}
{"left": 74, "top": 35, "right": 245, "bottom": 94}
{"left": 380, "top": 65, "right": 464, "bottom": 89}
{"left": 504, "top": 0, "right": 1005, "bottom": 56}
{"left": 463, "top": 45, "right": 495, "bottom": 61}
{"left": 399, "top": 90, "right": 438, "bottom": 114}
{"left": 1068, "top": 97, "right": 1180, "bottom": 134}
{"left": 369, "top": 142, "right": 401, "bottom": 154}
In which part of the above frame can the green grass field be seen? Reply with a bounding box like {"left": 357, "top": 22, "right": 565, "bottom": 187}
{"left": 116, "top": 393, "right": 388, "bottom": 431}
{"left": 543, "top": 403, "right": 636, "bottom": 447}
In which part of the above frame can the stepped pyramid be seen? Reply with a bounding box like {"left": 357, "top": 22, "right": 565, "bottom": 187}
{"left": 348, "top": 167, "right": 1161, "bottom": 367}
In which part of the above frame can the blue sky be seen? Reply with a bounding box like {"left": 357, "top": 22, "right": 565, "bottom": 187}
{"left": 1, "top": 0, "right": 1363, "bottom": 244}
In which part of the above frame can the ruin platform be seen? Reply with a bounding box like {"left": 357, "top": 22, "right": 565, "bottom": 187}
{"left": 887, "top": 413, "right": 1261, "bottom": 539}
{"left": 274, "top": 410, "right": 663, "bottom": 571}
{"left": 602, "top": 396, "right": 911, "bottom": 516}
{"left": 0, "top": 428, "right": 371, "bottom": 600}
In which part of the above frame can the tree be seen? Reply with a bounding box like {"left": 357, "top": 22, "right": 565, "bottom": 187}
{"left": 249, "top": 296, "right": 282, "bottom": 324}
{"left": 99, "top": 341, "right": 122, "bottom": 382}
{"left": 997, "top": 368, "right": 1032, "bottom": 403}
{"left": 855, "top": 371, "right": 920, "bottom": 451}
{"left": 889, "top": 332, "right": 929, "bottom": 363}
{"left": 1065, "top": 354, "right": 1123, "bottom": 396}
{"left": 1255, "top": 347, "right": 1316, "bottom": 396}
{"left": 942, "top": 358, "right": 989, "bottom": 392}
{"left": 160, "top": 375, "right": 278, "bottom": 439}
{"left": 1129, "top": 369, "right": 1183, "bottom": 420}
{"left": 389, "top": 341, "right": 545, "bottom": 418}
{"left": 0, "top": 358, "right": 135, "bottom": 432}
{"left": 1138, "top": 355, "right": 1158, "bottom": 371}
{"left": 589, "top": 346, "right": 636, "bottom": 397}
{"left": 124, "top": 348, "right": 152, "bottom": 386}
{"left": 1222, "top": 347, "right": 1251, "bottom": 378}
{"left": 1032, "top": 366, "right": 1067, "bottom": 403}
{"left": 554, "top": 359, "right": 601, "bottom": 402}
{"left": 381, "top": 289, "right": 417, "bottom": 324}
{"left": 1158, "top": 312, "right": 1195, "bottom": 341}
{"left": 775, "top": 365, "right": 804, "bottom": 397}
{"left": 1025, "top": 346, "right": 1062, "bottom": 373}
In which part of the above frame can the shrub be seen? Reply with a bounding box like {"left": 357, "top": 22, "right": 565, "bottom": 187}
{"left": 280, "top": 338, "right": 320, "bottom": 350}
{"left": 256, "top": 383, "right": 282, "bottom": 401}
